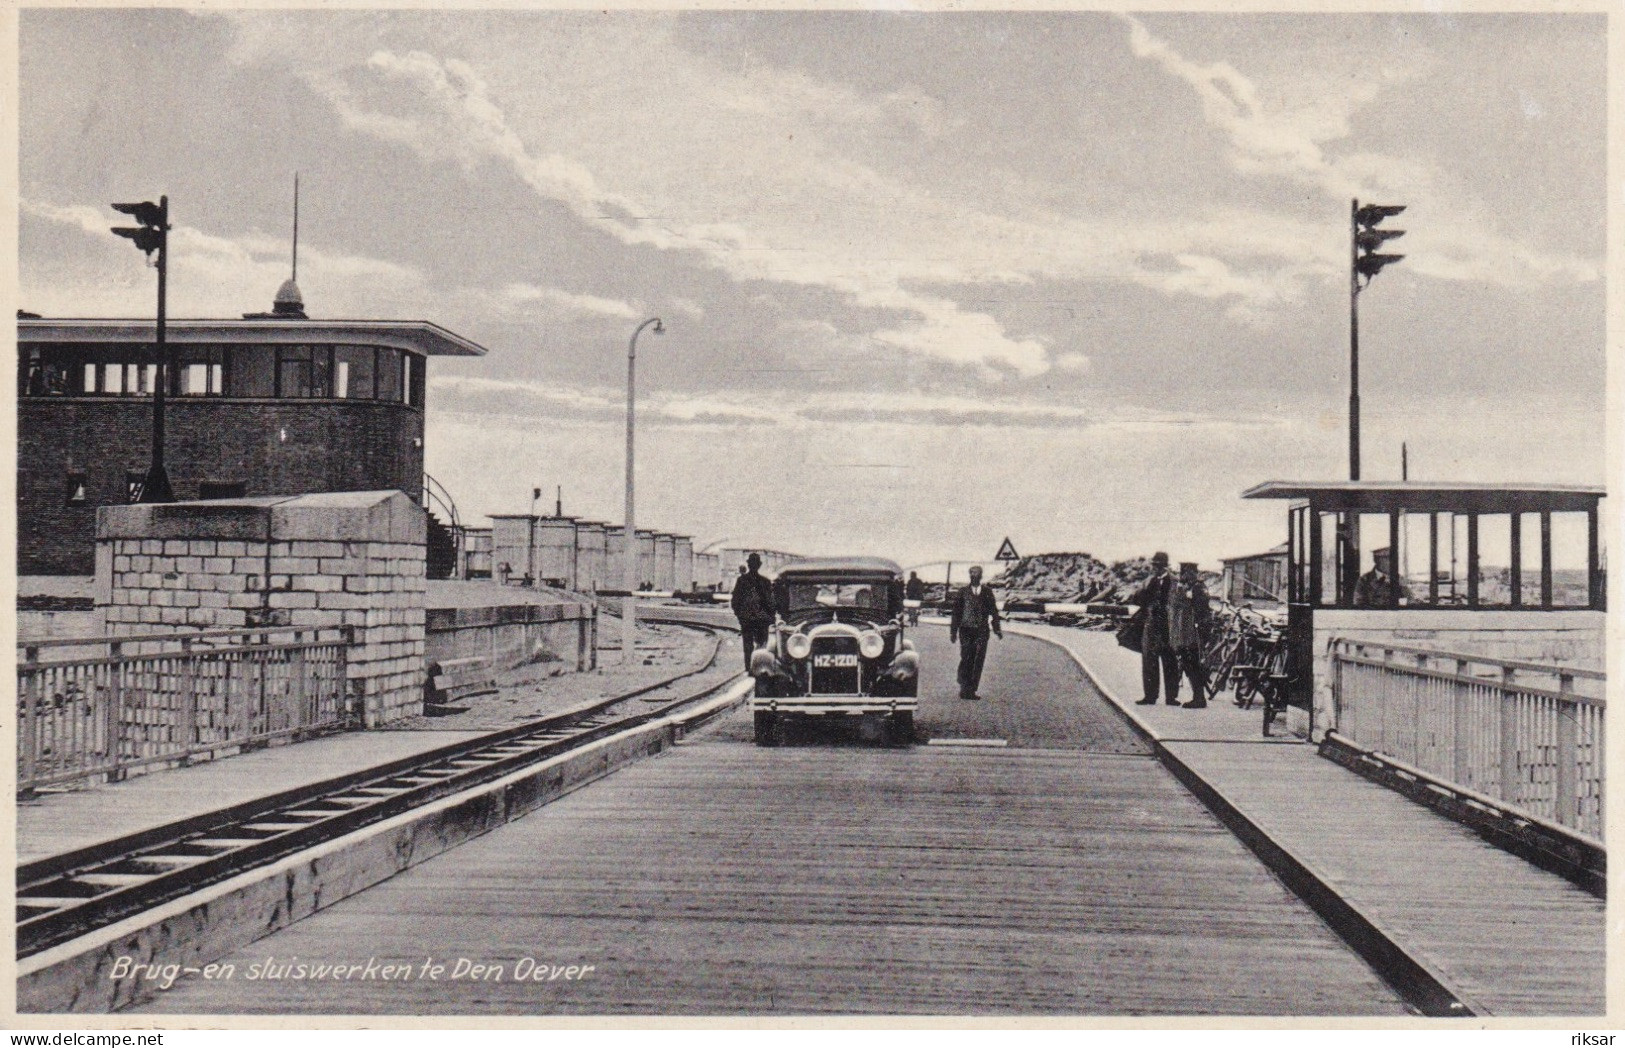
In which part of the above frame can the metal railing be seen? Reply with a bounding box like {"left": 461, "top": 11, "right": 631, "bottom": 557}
{"left": 18, "top": 626, "right": 354, "bottom": 793}
{"left": 1328, "top": 637, "right": 1604, "bottom": 840}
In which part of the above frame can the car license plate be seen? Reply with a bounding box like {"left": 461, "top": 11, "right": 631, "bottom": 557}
{"left": 813, "top": 653, "right": 858, "bottom": 668}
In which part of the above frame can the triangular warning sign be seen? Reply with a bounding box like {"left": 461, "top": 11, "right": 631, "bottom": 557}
{"left": 995, "top": 537, "right": 1020, "bottom": 561}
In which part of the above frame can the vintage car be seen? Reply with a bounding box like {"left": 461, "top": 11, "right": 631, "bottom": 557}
{"left": 747, "top": 556, "right": 919, "bottom": 746}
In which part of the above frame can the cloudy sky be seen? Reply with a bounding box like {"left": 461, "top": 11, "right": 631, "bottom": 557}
{"left": 17, "top": 10, "right": 1608, "bottom": 571}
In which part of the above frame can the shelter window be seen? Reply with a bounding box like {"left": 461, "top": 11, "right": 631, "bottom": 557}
{"left": 277, "top": 345, "right": 333, "bottom": 399}
{"left": 375, "top": 348, "right": 403, "bottom": 402}
{"left": 335, "top": 345, "right": 375, "bottom": 399}
{"left": 65, "top": 471, "right": 86, "bottom": 505}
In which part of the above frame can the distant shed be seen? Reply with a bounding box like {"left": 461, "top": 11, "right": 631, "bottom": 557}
{"left": 1220, "top": 545, "right": 1288, "bottom": 605}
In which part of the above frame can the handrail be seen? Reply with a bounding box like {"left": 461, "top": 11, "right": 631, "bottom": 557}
{"left": 18, "top": 625, "right": 348, "bottom": 657}
{"left": 1330, "top": 636, "right": 1605, "bottom": 681}
{"left": 423, "top": 471, "right": 460, "bottom": 531}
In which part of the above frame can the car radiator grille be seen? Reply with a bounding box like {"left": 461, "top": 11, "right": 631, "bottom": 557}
{"left": 808, "top": 635, "right": 862, "bottom": 694}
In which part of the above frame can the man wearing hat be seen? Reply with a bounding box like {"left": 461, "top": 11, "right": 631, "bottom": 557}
{"left": 1131, "top": 552, "right": 1181, "bottom": 706}
{"left": 1170, "top": 561, "right": 1212, "bottom": 707}
{"left": 730, "top": 553, "right": 777, "bottom": 670}
{"left": 1355, "top": 547, "right": 1408, "bottom": 607}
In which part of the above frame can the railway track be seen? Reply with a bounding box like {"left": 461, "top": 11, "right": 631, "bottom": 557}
{"left": 16, "top": 617, "right": 739, "bottom": 960}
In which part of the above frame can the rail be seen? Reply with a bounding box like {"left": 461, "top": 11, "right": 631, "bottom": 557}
{"left": 1327, "top": 637, "right": 1604, "bottom": 840}
{"left": 18, "top": 626, "right": 354, "bottom": 794}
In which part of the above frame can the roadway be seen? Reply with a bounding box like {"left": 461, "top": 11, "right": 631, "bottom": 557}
{"left": 132, "top": 625, "right": 1408, "bottom": 1016}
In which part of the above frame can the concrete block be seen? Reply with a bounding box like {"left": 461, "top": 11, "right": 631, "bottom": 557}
{"left": 268, "top": 591, "right": 318, "bottom": 610}
{"left": 163, "top": 540, "right": 188, "bottom": 556}
{"left": 176, "top": 557, "right": 204, "bottom": 574}
{"left": 228, "top": 592, "right": 263, "bottom": 610}
{"left": 142, "top": 540, "right": 162, "bottom": 555}
{"left": 301, "top": 576, "right": 344, "bottom": 593}
{"left": 234, "top": 558, "right": 263, "bottom": 575}
{"left": 192, "top": 540, "right": 217, "bottom": 557}
{"left": 218, "top": 541, "right": 248, "bottom": 557}
{"left": 204, "top": 558, "right": 233, "bottom": 574}
{"left": 174, "top": 591, "right": 201, "bottom": 609}
{"left": 151, "top": 591, "right": 174, "bottom": 608}
{"left": 198, "top": 592, "right": 230, "bottom": 609}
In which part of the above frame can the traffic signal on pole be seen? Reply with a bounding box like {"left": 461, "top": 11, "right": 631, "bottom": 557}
{"left": 1353, "top": 202, "right": 1405, "bottom": 282}
{"left": 111, "top": 200, "right": 166, "bottom": 257}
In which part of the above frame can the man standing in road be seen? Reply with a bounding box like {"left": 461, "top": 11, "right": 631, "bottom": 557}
{"left": 1132, "top": 552, "right": 1180, "bottom": 706}
{"left": 730, "top": 552, "right": 776, "bottom": 671}
{"left": 949, "top": 565, "right": 1002, "bottom": 701}
{"left": 1172, "top": 561, "right": 1212, "bottom": 708}
{"left": 905, "top": 571, "right": 925, "bottom": 625}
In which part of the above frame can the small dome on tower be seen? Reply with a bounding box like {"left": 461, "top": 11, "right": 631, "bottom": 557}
{"left": 273, "top": 278, "right": 306, "bottom": 317}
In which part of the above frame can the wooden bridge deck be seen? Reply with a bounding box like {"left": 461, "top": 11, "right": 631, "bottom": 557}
{"left": 135, "top": 739, "right": 1406, "bottom": 1016}
{"left": 1022, "top": 625, "right": 1606, "bottom": 1017}
{"left": 132, "top": 630, "right": 1407, "bottom": 1017}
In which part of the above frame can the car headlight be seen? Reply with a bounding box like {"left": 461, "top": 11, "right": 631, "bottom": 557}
{"left": 786, "top": 632, "right": 812, "bottom": 660}
{"left": 859, "top": 630, "right": 886, "bottom": 659}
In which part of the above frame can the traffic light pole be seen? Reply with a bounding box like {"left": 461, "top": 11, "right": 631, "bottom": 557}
{"left": 144, "top": 195, "right": 173, "bottom": 503}
{"left": 1349, "top": 198, "right": 1361, "bottom": 482}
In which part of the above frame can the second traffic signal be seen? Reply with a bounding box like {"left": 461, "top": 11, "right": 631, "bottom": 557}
{"left": 1353, "top": 201, "right": 1405, "bottom": 282}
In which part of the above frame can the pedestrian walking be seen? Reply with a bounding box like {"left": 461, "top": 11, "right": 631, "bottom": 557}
{"left": 1132, "top": 552, "right": 1180, "bottom": 706}
{"left": 948, "top": 565, "right": 1002, "bottom": 701}
{"left": 905, "top": 571, "right": 924, "bottom": 625}
{"left": 1172, "top": 561, "right": 1212, "bottom": 708}
{"left": 730, "top": 553, "right": 777, "bottom": 671}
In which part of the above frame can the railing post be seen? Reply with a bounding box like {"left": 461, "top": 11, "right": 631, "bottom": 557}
{"left": 1454, "top": 658, "right": 1471, "bottom": 787}
{"left": 106, "top": 641, "right": 126, "bottom": 783}
{"left": 591, "top": 606, "right": 599, "bottom": 671}
{"left": 289, "top": 629, "right": 308, "bottom": 737}
{"left": 1330, "top": 642, "right": 1343, "bottom": 737}
{"left": 179, "top": 636, "right": 197, "bottom": 766}
{"left": 1555, "top": 673, "right": 1578, "bottom": 829}
{"left": 21, "top": 646, "right": 40, "bottom": 789}
{"left": 1414, "top": 651, "right": 1429, "bottom": 768}
{"left": 1498, "top": 666, "right": 1519, "bottom": 807}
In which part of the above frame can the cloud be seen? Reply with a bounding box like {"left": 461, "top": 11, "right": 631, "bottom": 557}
{"left": 500, "top": 283, "right": 639, "bottom": 321}
{"left": 430, "top": 373, "right": 1288, "bottom": 434}
{"left": 302, "top": 44, "right": 1073, "bottom": 378}
{"left": 1118, "top": 15, "right": 1600, "bottom": 288}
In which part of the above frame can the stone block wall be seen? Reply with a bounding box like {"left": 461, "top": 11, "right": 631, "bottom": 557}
{"left": 97, "top": 491, "right": 428, "bottom": 726}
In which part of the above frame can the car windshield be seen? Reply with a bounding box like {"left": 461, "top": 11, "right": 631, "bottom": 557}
{"left": 783, "top": 582, "right": 889, "bottom": 614}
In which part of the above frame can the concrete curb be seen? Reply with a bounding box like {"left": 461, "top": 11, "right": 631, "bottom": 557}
{"left": 1007, "top": 623, "right": 1483, "bottom": 1018}
{"left": 18, "top": 677, "right": 753, "bottom": 1014}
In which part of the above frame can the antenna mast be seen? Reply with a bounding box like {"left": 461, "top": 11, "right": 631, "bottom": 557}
{"left": 292, "top": 173, "right": 299, "bottom": 281}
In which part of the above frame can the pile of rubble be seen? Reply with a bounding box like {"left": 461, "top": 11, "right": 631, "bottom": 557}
{"left": 991, "top": 553, "right": 1221, "bottom": 603}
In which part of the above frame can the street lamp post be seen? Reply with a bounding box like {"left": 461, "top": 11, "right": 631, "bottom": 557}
{"left": 110, "top": 196, "right": 173, "bottom": 503}
{"left": 623, "top": 317, "right": 665, "bottom": 664}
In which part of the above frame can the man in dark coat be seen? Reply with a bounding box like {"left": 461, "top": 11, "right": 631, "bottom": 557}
{"left": 905, "top": 571, "right": 925, "bottom": 625}
{"left": 1132, "top": 552, "right": 1180, "bottom": 706}
{"left": 948, "top": 565, "right": 1002, "bottom": 701}
{"left": 1172, "top": 561, "right": 1212, "bottom": 708}
{"left": 730, "top": 553, "right": 776, "bottom": 671}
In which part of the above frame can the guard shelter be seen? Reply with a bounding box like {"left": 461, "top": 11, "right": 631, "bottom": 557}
{"left": 1241, "top": 480, "right": 1606, "bottom": 737}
